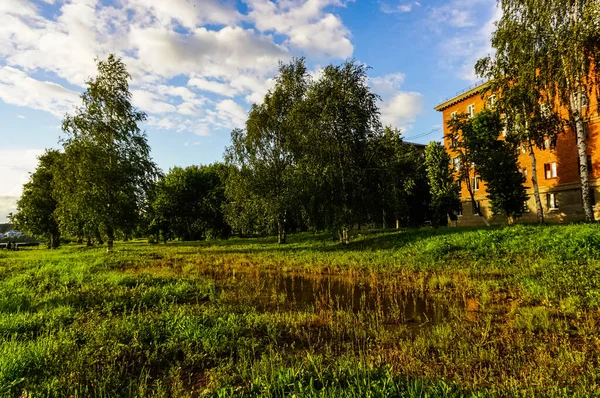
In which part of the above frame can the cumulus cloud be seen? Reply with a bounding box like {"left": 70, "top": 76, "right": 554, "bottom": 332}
{"left": 0, "top": 196, "right": 18, "bottom": 223}
{"left": 0, "top": 148, "right": 46, "bottom": 220}
{"left": 370, "top": 73, "right": 423, "bottom": 131}
{"left": 247, "top": 0, "right": 354, "bottom": 59}
{"left": 0, "top": 67, "right": 79, "bottom": 117}
{"left": 0, "top": 0, "right": 354, "bottom": 138}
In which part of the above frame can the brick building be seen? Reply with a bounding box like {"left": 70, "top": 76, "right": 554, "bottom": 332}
{"left": 435, "top": 81, "right": 600, "bottom": 226}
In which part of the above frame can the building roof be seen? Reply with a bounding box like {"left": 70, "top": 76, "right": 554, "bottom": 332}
{"left": 434, "top": 80, "right": 490, "bottom": 112}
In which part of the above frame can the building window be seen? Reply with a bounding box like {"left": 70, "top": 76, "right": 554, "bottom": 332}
{"left": 453, "top": 157, "right": 460, "bottom": 171}
{"left": 547, "top": 193, "right": 558, "bottom": 210}
{"left": 488, "top": 95, "right": 496, "bottom": 109}
{"left": 457, "top": 202, "right": 463, "bottom": 217}
{"left": 543, "top": 139, "right": 550, "bottom": 150}
{"left": 544, "top": 162, "right": 557, "bottom": 179}
{"left": 450, "top": 111, "right": 457, "bottom": 119}
{"left": 472, "top": 176, "right": 480, "bottom": 191}
{"left": 521, "top": 144, "right": 527, "bottom": 154}
{"left": 584, "top": 121, "right": 590, "bottom": 139}
{"left": 467, "top": 104, "right": 475, "bottom": 118}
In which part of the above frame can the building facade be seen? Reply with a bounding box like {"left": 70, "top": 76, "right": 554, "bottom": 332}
{"left": 435, "top": 81, "right": 600, "bottom": 226}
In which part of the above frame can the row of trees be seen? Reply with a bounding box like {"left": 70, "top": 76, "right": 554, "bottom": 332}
{"left": 12, "top": 55, "right": 460, "bottom": 248}
{"left": 224, "top": 59, "right": 435, "bottom": 244}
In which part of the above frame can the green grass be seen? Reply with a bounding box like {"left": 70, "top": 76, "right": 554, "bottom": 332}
{"left": 1, "top": 224, "right": 600, "bottom": 396}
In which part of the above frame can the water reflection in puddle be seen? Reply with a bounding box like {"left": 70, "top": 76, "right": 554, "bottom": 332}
{"left": 200, "top": 268, "right": 464, "bottom": 327}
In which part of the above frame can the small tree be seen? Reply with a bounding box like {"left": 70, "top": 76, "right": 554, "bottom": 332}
{"left": 60, "top": 54, "right": 158, "bottom": 251}
{"left": 10, "top": 150, "right": 62, "bottom": 248}
{"left": 453, "top": 110, "right": 528, "bottom": 223}
{"left": 424, "top": 142, "right": 460, "bottom": 227}
{"left": 447, "top": 114, "right": 490, "bottom": 226}
{"left": 149, "top": 164, "right": 230, "bottom": 241}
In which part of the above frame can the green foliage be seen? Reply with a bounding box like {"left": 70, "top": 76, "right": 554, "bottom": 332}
{"left": 10, "top": 150, "right": 62, "bottom": 248}
{"left": 367, "top": 128, "right": 430, "bottom": 229}
{"left": 424, "top": 142, "right": 460, "bottom": 226}
{"left": 59, "top": 54, "right": 158, "bottom": 249}
{"left": 449, "top": 110, "right": 528, "bottom": 222}
{"left": 301, "top": 61, "right": 381, "bottom": 243}
{"left": 224, "top": 59, "right": 427, "bottom": 243}
{"left": 224, "top": 58, "right": 310, "bottom": 243}
{"left": 148, "top": 164, "right": 230, "bottom": 241}
{"left": 481, "top": 0, "right": 600, "bottom": 221}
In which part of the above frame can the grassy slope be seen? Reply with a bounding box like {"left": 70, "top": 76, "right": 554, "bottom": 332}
{"left": 1, "top": 225, "right": 600, "bottom": 397}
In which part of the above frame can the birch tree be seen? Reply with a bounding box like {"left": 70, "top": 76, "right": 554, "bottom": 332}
{"left": 61, "top": 54, "right": 158, "bottom": 251}
{"left": 484, "top": 0, "right": 600, "bottom": 221}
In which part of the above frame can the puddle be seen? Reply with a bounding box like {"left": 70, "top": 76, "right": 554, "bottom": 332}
{"left": 198, "top": 268, "right": 462, "bottom": 327}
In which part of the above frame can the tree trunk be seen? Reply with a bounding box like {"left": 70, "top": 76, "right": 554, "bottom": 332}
{"left": 528, "top": 141, "right": 544, "bottom": 223}
{"left": 277, "top": 219, "right": 286, "bottom": 244}
{"left": 107, "top": 226, "right": 114, "bottom": 252}
{"left": 51, "top": 233, "right": 60, "bottom": 249}
{"left": 86, "top": 236, "right": 92, "bottom": 247}
{"left": 396, "top": 218, "right": 399, "bottom": 230}
{"left": 571, "top": 92, "right": 595, "bottom": 222}
{"left": 464, "top": 169, "right": 490, "bottom": 226}
{"left": 339, "top": 227, "right": 350, "bottom": 245}
{"left": 382, "top": 208, "right": 386, "bottom": 229}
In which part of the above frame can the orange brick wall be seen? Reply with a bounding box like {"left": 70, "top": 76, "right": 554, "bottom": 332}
{"left": 438, "top": 84, "right": 600, "bottom": 225}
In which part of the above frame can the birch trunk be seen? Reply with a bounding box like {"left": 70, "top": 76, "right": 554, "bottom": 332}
{"left": 528, "top": 141, "right": 544, "bottom": 223}
{"left": 571, "top": 92, "right": 595, "bottom": 222}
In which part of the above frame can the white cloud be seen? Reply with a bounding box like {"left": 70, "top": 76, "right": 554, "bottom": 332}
{"left": 0, "top": 0, "right": 356, "bottom": 150}
{"left": 132, "top": 89, "right": 177, "bottom": 114}
{"left": 128, "top": 25, "right": 289, "bottom": 80}
{"left": 0, "top": 196, "right": 18, "bottom": 223}
{"left": 0, "top": 67, "right": 79, "bottom": 117}
{"left": 380, "top": 1, "right": 420, "bottom": 14}
{"left": 0, "top": 148, "right": 45, "bottom": 202}
{"left": 16, "top": 115, "right": 25, "bottom": 119}
{"left": 247, "top": 0, "right": 354, "bottom": 59}
{"left": 126, "top": 0, "right": 240, "bottom": 28}
{"left": 213, "top": 99, "right": 248, "bottom": 129}
{"left": 379, "top": 91, "right": 423, "bottom": 131}
{"left": 189, "top": 77, "right": 238, "bottom": 97}
{"left": 370, "top": 73, "right": 423, "bottom": 131}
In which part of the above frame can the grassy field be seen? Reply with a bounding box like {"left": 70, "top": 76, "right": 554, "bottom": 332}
{"left": 2, "top": 224, "right": 600, "bottom": 397}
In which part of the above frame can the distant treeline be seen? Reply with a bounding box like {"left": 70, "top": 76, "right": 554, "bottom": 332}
{"left": 10, "top": 56, "right": 463, "bottom": 248}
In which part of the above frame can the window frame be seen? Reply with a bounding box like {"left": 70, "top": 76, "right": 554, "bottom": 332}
{"left": 472, "top": 176, "right": 480, "bottom": 191}
{"left": 467, "top": 104, "right": 475, "bottom": 118}
{"left": 544, "top": 162, "right": 557, "bottom": 179}
{"left": 547, "top": 193, "right": 559, "bottom": 210}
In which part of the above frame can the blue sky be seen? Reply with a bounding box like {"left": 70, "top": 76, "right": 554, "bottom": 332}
{"left": 0, "top": 0, "right": 500, "bottom": 221}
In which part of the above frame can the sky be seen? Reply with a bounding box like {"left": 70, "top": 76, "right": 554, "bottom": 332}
{"left": 0, "top": 0, "right": 501, "bottom": 222}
